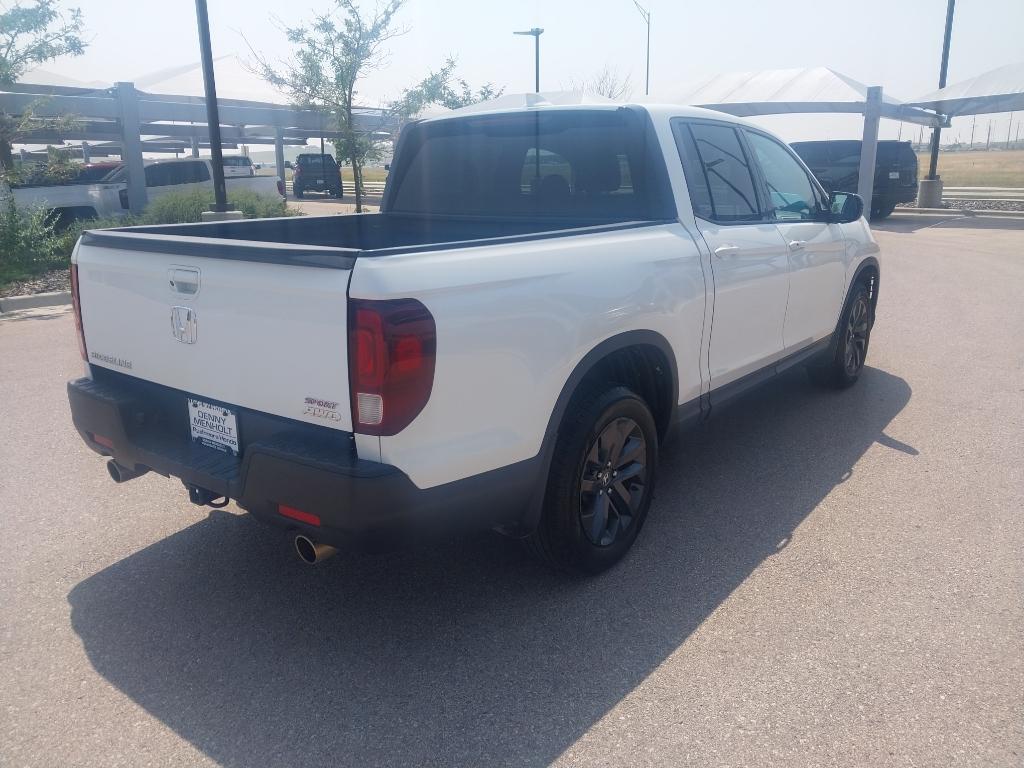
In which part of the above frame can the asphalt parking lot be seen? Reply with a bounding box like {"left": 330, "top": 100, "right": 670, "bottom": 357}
{"left": 1, "top": 214, "right": 1022, "bottom": 767}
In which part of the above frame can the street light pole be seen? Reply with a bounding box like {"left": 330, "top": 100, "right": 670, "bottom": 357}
{"left": 513, "top": 28, "right": 544, "bottom": 93}
{"left": 194, "top": 0, "right": 228, "bottom": 212}
{"left": 633, "top": 1, "right": 651, "bottom": 96}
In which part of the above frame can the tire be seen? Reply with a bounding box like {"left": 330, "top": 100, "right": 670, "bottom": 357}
{"left": 807, "top": 282, "right": 873, "bottom": 389}
{"left": 871, "top": 202, "right": 896, "bottom": 220}
{"left": 526, "top": 385, "right": 658, "bottom": 574}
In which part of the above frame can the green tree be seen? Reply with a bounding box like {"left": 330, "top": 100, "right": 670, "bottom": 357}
{"left": 391, "top": 57, "right": 503, "bottom": 120}
{"left": 0, "top": 0, "right": 87, "bottom": 170}
{"left": 250, "top": 0, "right": 405, "bottom": 212}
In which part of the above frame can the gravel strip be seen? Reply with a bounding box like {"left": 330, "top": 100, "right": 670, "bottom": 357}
{"left": 898, "top": 199, "right": 1024, "bottom": 212}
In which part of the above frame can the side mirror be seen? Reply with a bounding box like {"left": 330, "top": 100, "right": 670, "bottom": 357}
{"left": 829, "top": 191, "right": 864, "bottom": 223}
{"left": 284, "top": 161, "right": 293, "bottom": 169}
{"left": 384, "top": 163, "right": 390, "bottom": 171}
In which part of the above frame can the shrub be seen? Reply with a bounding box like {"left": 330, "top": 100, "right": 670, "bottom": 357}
{"left": 139, "top": 188, "right": 293, "bottom": 225}
{"left": 0, "top": 195, "right": 68, "bottom": 281}
{"left": 0, "top": 186, "right": 298, "bottom": 291}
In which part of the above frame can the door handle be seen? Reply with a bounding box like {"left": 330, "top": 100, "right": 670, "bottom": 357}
{"left": 714, "top": 245, "right": 740, "bottom": 259}
{"left": 788, "top": 240, "right": 807, "bottom": 251}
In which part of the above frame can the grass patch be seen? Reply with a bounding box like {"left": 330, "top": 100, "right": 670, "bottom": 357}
{"left": 917, "top": 149, "right": 1024, "bottom": 187}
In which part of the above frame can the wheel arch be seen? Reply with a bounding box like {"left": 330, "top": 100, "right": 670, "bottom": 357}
{"left": 516, "top": 329, "right": 680, "bottom": 534}
{"left": 851, "top": 256, "right": 880, "bottom": 314}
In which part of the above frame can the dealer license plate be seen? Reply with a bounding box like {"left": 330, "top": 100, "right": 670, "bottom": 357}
{"left": 188, "top": 398, "right": 239, "bottom": 455}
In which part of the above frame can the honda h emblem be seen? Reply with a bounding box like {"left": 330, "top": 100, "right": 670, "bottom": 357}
{"left": 171, "top": 306, "right": 197, "bottom": 344}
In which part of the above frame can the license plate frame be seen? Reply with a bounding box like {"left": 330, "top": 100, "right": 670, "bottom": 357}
{"left": 188, "top": 398, "right": 240, "bottom": 456}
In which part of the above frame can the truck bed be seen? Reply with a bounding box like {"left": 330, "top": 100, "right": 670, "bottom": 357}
{"left": 79, "top": 212, "right": 668, "bottom": 265}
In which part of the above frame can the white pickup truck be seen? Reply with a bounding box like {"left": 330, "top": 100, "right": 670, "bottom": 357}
{"left": 67, "top": 103, "right": 879, "bottom": 573}
{"left": 7, "top": 157, "right": 284, "bottom": 222}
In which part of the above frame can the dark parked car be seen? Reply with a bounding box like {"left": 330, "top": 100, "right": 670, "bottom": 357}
{"left": 291, "top": 153, "right": 343, "bottom": 198}
{"left": 790, "top": 140, "right": 918, "bottom": 220}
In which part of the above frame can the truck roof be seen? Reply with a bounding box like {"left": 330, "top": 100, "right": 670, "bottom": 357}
{"left": 418, "top": 93, "right": 762, "bottom": 127}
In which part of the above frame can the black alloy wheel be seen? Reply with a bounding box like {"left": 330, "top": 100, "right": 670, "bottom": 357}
{"left": 844, "top": 293, "right": 870, "bottom": 377}
{"left": 579, "top": 417, "right": 648, "bottom": 547}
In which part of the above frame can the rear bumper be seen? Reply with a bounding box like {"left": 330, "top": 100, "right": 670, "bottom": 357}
{"left": 68, "top": 375, "right": 538, "bottom": 546}
{"left": 875, "top": 185, "right": 918, "bottom": 206}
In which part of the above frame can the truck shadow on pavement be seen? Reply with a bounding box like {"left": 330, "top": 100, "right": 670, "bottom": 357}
{"left": 68, "top": 366, "right": 912, "bottom": 768}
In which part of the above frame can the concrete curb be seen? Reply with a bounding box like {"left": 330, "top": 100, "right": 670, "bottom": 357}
{"left": 0, "top": 291, "right": 72, "bottom": 314}
{"left": 892, "top": 207, "right": 1024, "bottom": 219}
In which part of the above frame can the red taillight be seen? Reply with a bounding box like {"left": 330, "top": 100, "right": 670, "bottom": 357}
{"left": 348, "top": 298, "right": 435, "bottom": 436}
{"left": 91, "top": 433, "right": 114, "bottom": 449}
{"left": 70, "top": 263, "right": 87, "bottom": 361}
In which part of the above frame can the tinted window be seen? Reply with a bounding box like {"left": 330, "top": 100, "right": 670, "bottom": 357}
{"left": 678, "top": 122, "right": 761, "bottom": 222}
{"left": 222, "top": 156, "right": 251, "bottom": 167}
{"left": 298, "top": 155, "right": 338, "bottom": 170}
{"left": 745, "top": 131, "right": 822, "bottom": 221}
{"left": 791, "top": 142, "right": 829, "bottom": 166}
{"left": 828, "top": 141, "right": 862, "bottom": 168}
{"left": 389, "top": 110, "right": 670, "bottom": 220}
{"left": 144, "top": 164, "right": 173, "bottom": 187}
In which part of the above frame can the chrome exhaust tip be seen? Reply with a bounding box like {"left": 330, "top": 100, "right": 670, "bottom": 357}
{"left": 107, "top": 459, "right": 147, "bottom": 483}
{"left": 294, "top": 535, "right": 337, "bottom": 564}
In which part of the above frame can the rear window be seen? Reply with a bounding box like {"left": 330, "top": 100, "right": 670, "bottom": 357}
{"left": 386, "top": 109, "right": 673, "bottom": 221}
{"left": 222, "top": 156, "right": 252, "bottom": 167}
{"left": 298, "top": 155, "right": 338, "bottom": 170}
{"left": 790, "top": 142, "right": 829, "bottom": 166}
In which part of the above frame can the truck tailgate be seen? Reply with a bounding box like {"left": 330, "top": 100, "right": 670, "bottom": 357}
{"left": 75, "top": 233, "right": 354, "bottom": 433}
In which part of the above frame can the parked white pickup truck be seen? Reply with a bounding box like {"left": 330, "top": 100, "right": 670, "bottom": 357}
{"left": 67, "top": 103, "right": 879, "bottom": 573}
{"left": 6, "top": 157, "right": 284, "bottom": 223}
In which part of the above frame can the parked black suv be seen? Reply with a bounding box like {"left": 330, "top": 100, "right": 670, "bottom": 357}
{"left": 790, "top": 140, "right": 918, "bottom": 220}
{"left": 290, "top": 153, "right": 343, "bottom": 198}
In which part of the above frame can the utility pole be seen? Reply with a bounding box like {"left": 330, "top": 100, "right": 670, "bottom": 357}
{"left": 986, "top": 120, "right": 992, "bottom": 150}
{"left": 513, "top": 28, "right": 544, "bottom": 93}
{"left": 1008, "top": 112, "right": 1015, "bottom": 148}
{"left": 633, "top": 1, "right": 651, "bottom": 96}
{"left": 969, "top": 115, "right": 976, "bottom": 149}
{"left": 918, "top": 0, "right": 955, "bottom": 208}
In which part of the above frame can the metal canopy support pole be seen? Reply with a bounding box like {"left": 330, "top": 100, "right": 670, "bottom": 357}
{"left": 190, "top": 136, "right": 199, "bottom": 157}
{"left": 115, "top": 81, "right": 147, "bottom": 214}
{"left": 857, "top": 86, "right": 882, "bottom": 218}
{"left": 927, "top": 0, "right": 956, "bottom": 180}
{"left": 194, "top": 0, "right": 228, "bottom": 213}
{"left": 81, "top": 141, "right": 90, "bottom": 163}
{"left": 274, "top": 128, "right": 286, "bottom": 187}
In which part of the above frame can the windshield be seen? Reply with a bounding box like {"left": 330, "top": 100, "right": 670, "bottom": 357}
{"left": 386, "top": 109, "right": 674, "bottom": 221}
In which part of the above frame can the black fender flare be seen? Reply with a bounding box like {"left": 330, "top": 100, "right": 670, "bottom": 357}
{"left": 516, "top": 329, "right": 680, "bottom": 533}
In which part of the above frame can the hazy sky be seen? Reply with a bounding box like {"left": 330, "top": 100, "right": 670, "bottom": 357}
{"left": 28, "top": 0, "right": 1024, "bottom": 144}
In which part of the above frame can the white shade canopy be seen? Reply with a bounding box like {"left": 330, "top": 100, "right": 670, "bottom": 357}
{"left": 906, "top": 61, "right": 1024, "bottom": 117}
{"left": 666, "top": 66, "right": 941, "bottom": 127}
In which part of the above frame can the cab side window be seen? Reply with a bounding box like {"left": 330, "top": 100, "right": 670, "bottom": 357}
{"left": 673, "top": 121, "right": 762, "bottom": 223}
{"left": 745, "top": 131, "right": 824, "bottom": 221}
